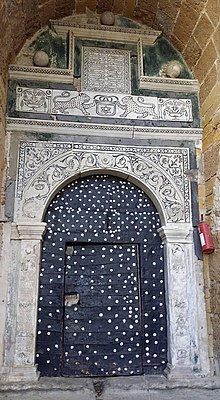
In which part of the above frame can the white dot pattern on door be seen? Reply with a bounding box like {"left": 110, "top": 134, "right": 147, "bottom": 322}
{"left": 63, "top": 243, "right": 142, "bottom": 376}
{"left": 36, "top": 175, "right": 167, "bottom": 376}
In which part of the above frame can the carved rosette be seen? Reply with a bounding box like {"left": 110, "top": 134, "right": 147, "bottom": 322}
{"left": 15, "top": 142, "right": 191, "bottom": 224}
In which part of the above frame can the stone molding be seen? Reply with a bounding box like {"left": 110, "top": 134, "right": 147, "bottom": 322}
{"left": 7, "top": 118, "right": 202, "bottom": 141}
{"left": 16, "top": 223, "right": 47, "bottom": 240}
{"left": 9, "top": 30, "right": 74, "bottom": 84}
{"left": 51, "top": 21, "right": 161, "bottom": 45}
{"left": 0, "top": 366, "right": 40, "bottom": 383}
{"left": 12, "top": 234, "right": 45, "bottom": 373}
{"left": 139, "top": 76, "right": 199, "bottom": 93}
{"left": 9, "top": 22, "right": 198, "bottom": 95}
{"left": 9, "top": 65, "right": 73, "bottom": 84}
{"left": 158, "top": 225, "right": 193, "bottom": 243}
{"left": 9, "top": 23, "right": 160, "bottom": 85}
{"left": 9, "top": 22, "right": 198, "bottom": 94}
{"left": 14, "top": 141, "right": 191, "bottom": 225}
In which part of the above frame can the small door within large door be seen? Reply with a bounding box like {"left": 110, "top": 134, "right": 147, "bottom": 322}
{"left": 63, "top": 243, "right": 142, "bottom": 376}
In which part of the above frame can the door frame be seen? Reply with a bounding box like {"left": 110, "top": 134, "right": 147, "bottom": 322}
{"left": 1, "top": 141, "right": 210, "bottom": 382}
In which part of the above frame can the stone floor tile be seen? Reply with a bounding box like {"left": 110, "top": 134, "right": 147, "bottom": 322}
{"left": 0, "top": 390, "right": 96, "bottom": 400}
{"left": 148, "top": 389, "right": 220, "bottom": 400}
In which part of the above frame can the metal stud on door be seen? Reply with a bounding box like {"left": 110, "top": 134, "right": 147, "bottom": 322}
{"left": 36, "top": 175, "right": 167, "bottom": 376}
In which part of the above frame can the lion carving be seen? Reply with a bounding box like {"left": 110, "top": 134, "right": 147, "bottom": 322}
{"left": 52, "top": 91, "right": 93, "bottom": 115}
{"left": 118, "top": 96, "right": 158, "bottom": 119}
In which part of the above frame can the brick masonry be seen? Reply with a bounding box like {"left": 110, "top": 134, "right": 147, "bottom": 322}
{"left": 0, "top": 0, "right": 219, "bottom": 373}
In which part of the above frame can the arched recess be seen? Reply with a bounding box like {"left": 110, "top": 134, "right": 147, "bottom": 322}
{"left": 3, "top": 140, "right": 210, "bottom": 382}
{"left": 15, "top": 141, "right": 191, "bottom": 225}
{"left": 36, "top": 173, "right": 167, "bottom": 377}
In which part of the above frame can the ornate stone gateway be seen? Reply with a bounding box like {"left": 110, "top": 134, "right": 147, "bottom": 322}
{"left": 36, "top": 175, "right": 167, "bottom": 377}
{"left": 1, "top": 15, "right": 211, "bottom": 384}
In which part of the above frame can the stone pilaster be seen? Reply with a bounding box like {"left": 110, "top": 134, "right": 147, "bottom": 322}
{"left": 11, "top": 223, "right": 46, "bottom": 381}
{"left": 159, "top": 224, "right": 199, "bottom": 378}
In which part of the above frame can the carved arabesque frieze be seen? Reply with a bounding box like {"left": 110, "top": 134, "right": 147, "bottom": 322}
{"left": 15, "top": 142, "right": 191, "bottom": 224}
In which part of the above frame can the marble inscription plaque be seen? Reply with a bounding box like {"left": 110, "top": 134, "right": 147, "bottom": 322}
{"left": 81, "top": 47, "right": 131, "bottom": 94}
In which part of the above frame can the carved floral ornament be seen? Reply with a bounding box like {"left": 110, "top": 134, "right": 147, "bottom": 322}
{"left": 15, "top": 141, "right": 191, "bottom": 224}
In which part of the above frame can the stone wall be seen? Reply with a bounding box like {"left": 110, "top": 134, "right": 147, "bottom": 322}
{"left": 197, "top": 0, "right": 220, "bottom": 371}
{"left": 202, "top": 83, "right": 220, "bottom": 372}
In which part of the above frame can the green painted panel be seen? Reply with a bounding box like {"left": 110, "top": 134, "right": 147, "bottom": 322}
{"left": 143, "top": 37, "right": 193, "bottom": 79}
{"left": 30, "top": 29, "right": 67, "bottom": 69}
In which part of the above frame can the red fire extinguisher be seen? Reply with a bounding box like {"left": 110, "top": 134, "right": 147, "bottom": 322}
{"left": 198, "top": 215, "right": 215, "bottom": 254}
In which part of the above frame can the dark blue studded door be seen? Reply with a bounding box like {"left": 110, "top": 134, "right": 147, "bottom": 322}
{"left": 36, "top": 175, "right": 167, "bottom": 377}
{"left": 63, "top": 243, "right": 142, "bottom": 376}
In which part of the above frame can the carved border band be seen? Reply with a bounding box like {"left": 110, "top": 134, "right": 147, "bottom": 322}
{"left": 15, "top": 141, "right": 191, "bottom": 224}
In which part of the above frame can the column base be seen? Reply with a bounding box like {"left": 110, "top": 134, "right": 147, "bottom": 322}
{"left": 0, "top": 365, "right": 40, "bottom": 383}
{"left": 164, "top": 363, "right": 196, "bottom": 380}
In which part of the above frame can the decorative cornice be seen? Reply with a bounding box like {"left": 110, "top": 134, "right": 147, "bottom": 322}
{"left": 51, "top": 21, "right": 161, "bottom": 45}
{"left": 139, "top": 76, "right": 199, "bottom": 93}
{"left": 133, "top": 126, "right": 202, "bottom": 141}
{"left": 9, "top": 65, "right": 73, "bottom": 84}
{"left": 7, "top": 117, "right": 202, "bottom": 141}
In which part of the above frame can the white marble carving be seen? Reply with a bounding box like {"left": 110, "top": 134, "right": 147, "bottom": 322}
{"left": 16, "top": 87, "right": 193, "bottom": 122}
{"left": 82, "top": 47, "right": 131, "bottom": 94}
{"left": 159, "top": 226, "right": 202, "bottom": 378}
{"left": 15, "top": 141, "right": 191, "bottom": 224}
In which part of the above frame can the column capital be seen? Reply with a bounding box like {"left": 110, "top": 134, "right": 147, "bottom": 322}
{"left": 15, "top": 222, "right": 47, "bottom": 240}
{"left": 158, "top": 224, "right": 193, "bottom": 243}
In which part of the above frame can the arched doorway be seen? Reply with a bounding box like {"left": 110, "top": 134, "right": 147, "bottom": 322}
{"left": 36, "top": 174, "right": 167, "bottom": 377}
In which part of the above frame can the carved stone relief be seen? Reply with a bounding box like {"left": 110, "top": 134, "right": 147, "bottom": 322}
{"left": 15, "top": 141, "right": 191, "bottom": 224}
{"left": 157, "top": 225, "right": 204, "bottom": 378}
{"left": 170, "top": 244, "right": 189, "bottom": 353}
{"left": 15, "top": 87, "right": 193, "bottom": 122}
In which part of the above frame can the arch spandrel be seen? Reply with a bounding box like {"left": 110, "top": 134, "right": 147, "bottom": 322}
{"left": 14, "top": 141, "right": 191, "bottom": 225}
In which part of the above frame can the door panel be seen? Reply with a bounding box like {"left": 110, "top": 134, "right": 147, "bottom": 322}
{"left": 36, "top": 175, "right": 167, "bottom": 377}
{"left": 62, "top": 243, "right": 142, "bottom": 376}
